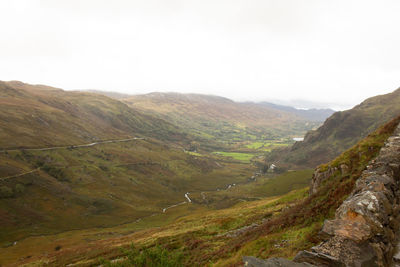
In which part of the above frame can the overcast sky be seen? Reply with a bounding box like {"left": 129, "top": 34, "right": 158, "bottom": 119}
{"left": 1, "top": 0, "right": 399, "bottom": 109}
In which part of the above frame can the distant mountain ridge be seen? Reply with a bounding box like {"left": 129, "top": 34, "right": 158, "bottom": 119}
{"left": 86, "top": 90, "right": 335, "bottom": 122}
{"left": 123, "top": 92, "right": 323, "bottom": 143}
{"left": 247, "top": 101, "right": 335, "bottom": 122}
{"left": 267, "top": 87, "right": 400, "bottom": 168}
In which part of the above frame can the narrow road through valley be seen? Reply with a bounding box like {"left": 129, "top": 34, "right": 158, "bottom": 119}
{"left": 162, "top": 201, "right": 187, "bottom": 213}
{"left": 184, "top": 192, "right": 192, "bottom": 203}
{"left": 0, "top": 168, "right": 41, "bottom": 181}
{"left": 0, "top": 137, "right": 145, "bottom": 153}
{"left": 0, "top": 137, "right": 145, "bottom": 181}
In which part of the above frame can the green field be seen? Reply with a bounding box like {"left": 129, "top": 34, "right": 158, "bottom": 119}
{"left": 212, "top": 152, "right": 255, "bottom": 162}
{"left": 245, "top": 141, "right": 291, "bottom": 151}
{"left": 245, "top": 142, "right": 265, "bottom": 149}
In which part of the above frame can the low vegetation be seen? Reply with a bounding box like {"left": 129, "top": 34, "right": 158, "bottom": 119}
{"left": 71, "top": 115, "right": 400, "bottom": 267}
{"left": 210, "top": 114, "right": 400, "bottom": 265}
{"left": 267, "top": 87, "right": 400, "bottom": 168}
{"left": 124, "top": 92, "right": 320, "bottom": 150}
{"left": 99, "top": 245, "right": 184, "bottom": 267}
{"left": 1, "top": 81, "right": 398, "bottom": 266}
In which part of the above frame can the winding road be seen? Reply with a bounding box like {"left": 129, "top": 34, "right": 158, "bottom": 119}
{"left": 184, "top": 192, "right": 192, "bottom": 203}
{"left": 162, "top": 201, "right": 187, "bottom": 213}
{"left": 0, "top": 137, "right": 145, "bottom": 181}
{"left": 0, "top": 168, "right": 41, "bottom": 181}
{"left": 161, "top": 182, "right": 241, "bottom": 213}
{"left": 0, "top": 137, "right": 145, "bottom": 153}
{"left": 1, "top": 135, "right": 261, "bottom": 221}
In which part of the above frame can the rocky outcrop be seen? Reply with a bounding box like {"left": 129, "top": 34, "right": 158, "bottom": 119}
{"left": 309, "top": 163, "right": 350, "bottom": 195}
{"left": 242, "top": 256, "right": 314, "bottom": 267}
{"left": 245, "top": 122, "right": 400, "bottom": 266}
{"left": 295, "top": 123, "right": 400, "bottom": 266}
{"left": 309, "top": 166, "right": 338, "bottom": 195}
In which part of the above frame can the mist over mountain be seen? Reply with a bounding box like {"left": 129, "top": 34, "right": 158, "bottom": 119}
{"left": 260, "top": 98, "right": 353, "bottom": 111}
{"left": 244, "top": 101, "right": 335, "bottom": 122}
{"left": 80, "top": 89, "right": 133, "bottom": 100}
{"left": 266, "top": 87, "right": 400, "bottom": 168}
{"left": 81, "top": 89, "right": 340, "bottom": 112}
{"left": 123, "top": 92, "right": 324, "bottom": 145}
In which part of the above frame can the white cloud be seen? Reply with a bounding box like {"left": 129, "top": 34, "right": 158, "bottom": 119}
{"left": 0, "top": 0, "right": 399, "bottom": 109}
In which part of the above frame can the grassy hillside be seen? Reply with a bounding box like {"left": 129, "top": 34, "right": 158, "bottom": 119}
{"left": 0, "top": 81, "right": 187, "bottom": 149}
{"left": 0, "top": 169, "right": 313, "bottom": 266}
{"left": 0, "top": 81, "right": 302, "bottom": 266}
{"left": 50, "top": 114, "right": 398, "bottom": 267}
{"left": 0, "top": 137, "right": 263, "bottom": 246}
{"left": 2, "top": 81, "right": 398, "bottom": 266}
{"left": 8, "top": 113, "right": 398, "bottom": 266}
{"left": 267, "top": 87, "right": 400, "bottom": 168}
{"left": 124, "top": 93, "right": 320, "bottom": 146}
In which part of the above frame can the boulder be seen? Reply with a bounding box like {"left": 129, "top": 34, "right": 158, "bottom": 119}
{"left": 242, "top": 256, "right": 314, "bottom": 267}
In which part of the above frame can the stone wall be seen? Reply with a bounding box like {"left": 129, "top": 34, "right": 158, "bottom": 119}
{"left": 296, "top": 123, "right": 400, "bottom": 266}
{"left": 244, "top": 122, "right": 400, "bottom": 267}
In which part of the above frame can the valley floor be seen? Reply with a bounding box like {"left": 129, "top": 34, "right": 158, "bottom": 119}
{"left": 0, "top": 187, "right": 310, "bottom": 266}
{"left": 0, "top": 135, "right": 312, "bottom": 266}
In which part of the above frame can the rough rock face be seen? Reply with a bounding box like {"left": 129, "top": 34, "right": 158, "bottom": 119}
{"left": 242, "top": 256, "right": 314, "bottom": 267}
{"left": 244, "top": 122, "right": 400, "bottom": 266}
{"left": 309, "top": 167, "right": 338, "bottom": 195}
{"left": 296, "top": 123, "right": 400, "bottom": 266}
{"left": 309, "top": 163, "right": 350, "bottom": 195}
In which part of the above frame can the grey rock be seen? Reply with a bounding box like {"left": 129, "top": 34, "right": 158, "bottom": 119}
{"left": 393, "top": 243, "right": 400, "bottom": 263}
{"left": 309, "top": 167, "right": 337, "bottom": 195}
{"left": 340, "top": 164, "right": 349, "bottom": 175}
{"left": 299, "top": 122, "right": 400, "bottom": 266}
{"left": 293, "top": 250, "right": 344, "bottom": 267}
{"left": 246, "top": 123, "right": 400, "bottom": 267}
{"left": 242, "top": 256, "right": 314, "bottom": 267}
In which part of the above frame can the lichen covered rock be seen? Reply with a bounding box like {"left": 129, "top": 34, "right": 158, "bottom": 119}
{"left": 309, "top": 166, "right": 337, "bottom": 195}
{"left": 298, "top": 122, "right": 400, "bottom": 266}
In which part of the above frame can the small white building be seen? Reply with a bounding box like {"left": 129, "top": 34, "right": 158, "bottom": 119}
{"left": 267, "top": 164, "right": 277, "bottom": 172}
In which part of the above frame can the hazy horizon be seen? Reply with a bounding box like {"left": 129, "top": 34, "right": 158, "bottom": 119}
{"left": 3, "top": 78, "right": 394, "bottom": 111}
{"left": 1, "top": 1, "right": 399, "bottom": 110}
{"left": 81, "top": 87, "right": 351, "bottom": 110}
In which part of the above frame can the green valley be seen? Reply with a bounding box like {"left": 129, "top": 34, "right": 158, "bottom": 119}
{"left": 0, "top": 81, "right": 325, "bottom": 266}
{"left": 1, "top": 81, "right": 400, "bottom": 267}
{"left": 3, "top": 2, "right": 400, "bottom": 266}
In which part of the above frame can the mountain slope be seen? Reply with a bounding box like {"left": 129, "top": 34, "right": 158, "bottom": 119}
{"left": 0, "top": 81, "right": 269, "bottom": 260}
{"left": 0, "top": 81, "right": 187, "bottom": 149}
{"left": 17, "top": 114, "right": 400, "bottom": 267}
{"left": 254, "top": 101, "right": 335, "bottom": 122}
{"left": 124, "top": 92, "right": 320, "bottom": 144}
{"left": 81, "top": 89, "right": 133, "bottom": 100}
{"left": 267, "top": 87, "right": 400, "bottom": 168}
